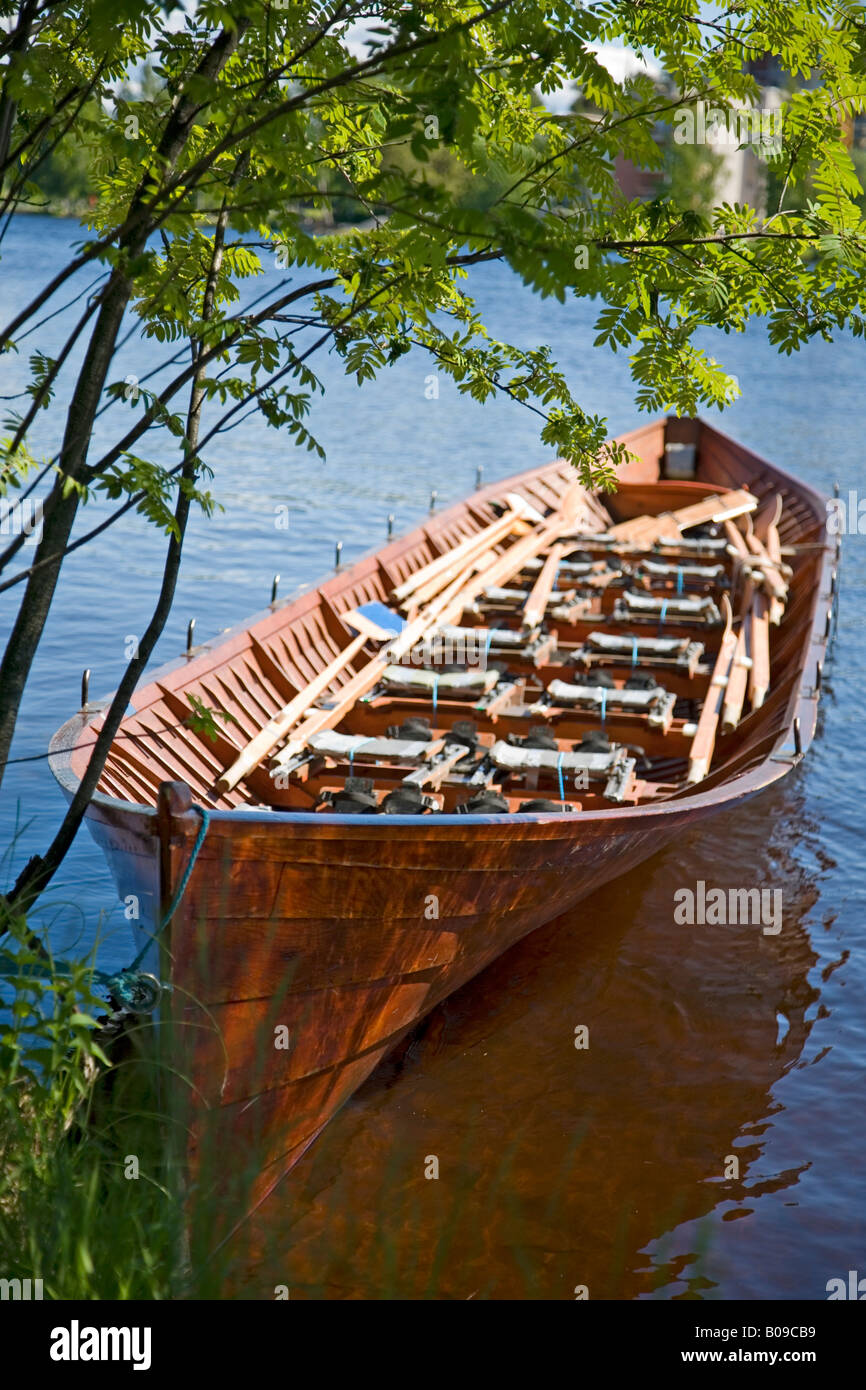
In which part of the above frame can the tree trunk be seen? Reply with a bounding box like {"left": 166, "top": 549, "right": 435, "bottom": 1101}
{"left": 2, "top": 185, "right": 234, "bottom": 920}
{"left": 0, "top": 22, "right": 247, "bottom": 789}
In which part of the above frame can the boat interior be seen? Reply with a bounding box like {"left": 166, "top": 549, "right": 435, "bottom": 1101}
{"left": 77, "top": 417, "right": 828, "bottom": 817}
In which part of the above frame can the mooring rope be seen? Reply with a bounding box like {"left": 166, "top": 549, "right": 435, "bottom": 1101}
{"left": 0, "top": 805, "right": 210, "bottom": 1015}
{"left": 131, "top": 805, "right": 210, "bottom": 969}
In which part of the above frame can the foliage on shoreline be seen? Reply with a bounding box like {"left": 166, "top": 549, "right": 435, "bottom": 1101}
{"left": 0, "top": 909, "right": 265, "bottom": 1298}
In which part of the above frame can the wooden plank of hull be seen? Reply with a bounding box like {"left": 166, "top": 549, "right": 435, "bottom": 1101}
{"left": 172, "top": 914, "right": 461, "bottom": 1002}
{"left": 171, "top": 817, "right": 669, "bottom": 927}
{"left": 177, "top": 980, "right": 436, "bottom": 1104}
{"left": 165, "top": 797, "right": 712, "bottom": 1018}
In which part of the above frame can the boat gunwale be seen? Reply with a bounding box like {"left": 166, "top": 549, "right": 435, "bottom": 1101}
{"left": 47, "top": 416, "right": 835, "bottom": 830}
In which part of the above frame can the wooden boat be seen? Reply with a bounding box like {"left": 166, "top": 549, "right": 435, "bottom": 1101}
{"left": 48, "top": 415, "right": 836, "bottom": 1226}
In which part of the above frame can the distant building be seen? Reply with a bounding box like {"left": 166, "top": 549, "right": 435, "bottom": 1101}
{"left": 614, "top": 150, "right": 666, "bottom": 201}
{"left": 609, "top": 90, "right": 783, "bottom": 217}
{"left": 561, "top": 46, "right": 787, "bottom": 216}
{"left": 705, "top": 90, "right": 784, "bottom": 215}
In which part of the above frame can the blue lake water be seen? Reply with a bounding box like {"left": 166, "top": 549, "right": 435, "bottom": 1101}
{"left": 1, "top": 214, "right": 864, "bottom": 1299}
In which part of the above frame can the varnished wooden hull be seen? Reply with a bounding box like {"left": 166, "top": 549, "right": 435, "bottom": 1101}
{"left": 74, "top": 786, "right": 731, "bottom": 1218}
{"left": 49, "top": 417, "right": 836, "bottom": 1221}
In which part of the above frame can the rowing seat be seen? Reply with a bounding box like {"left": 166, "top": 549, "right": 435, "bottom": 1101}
{"left": 270, "top": 729, "right": 446, "bottom": 779}
{"left": 380, "top": 664, "right": 500, "bottom": 698}
{"left": 375, "top": 663, "right": 521, "bottom": 718}
{"left": 616, "top": 591, "right": 722, "bottom": 624}
{"left": 411, "top": 623, "right": 555, "bottom": 668}
{"left": 488, "top": 740, "right": 637, "bottom": 803}
{"left": 561, "top": 533, "right": 730, "bottom": 559}
{"left": 540, "top": 679, "right": 676, "bottom": 730}
{"left": 523, "top": 557, "right": 620, "bottom": 582}
{"left": 306, "top": 731, "right": 443, "bottom": 764}
{"left": 560, "top": 532, "right": 630, "bottom": 552}
{"left": 653, "top": 535, "right": 728, "bottom": 555}
{"left": 637, "top": 559, "right": 726, "bottom": 585}
{"left": 475, "top": 585, "right": 575, "bottom": 612}
{"left": 578, "top": 631, "right": 705, "bottom": 674}
{"left": 435, "top": 623, "right": 532, "bottom": 648}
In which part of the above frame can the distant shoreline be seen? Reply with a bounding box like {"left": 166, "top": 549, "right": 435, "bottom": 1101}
{"left": 10, "top": 204, "right": 379, "bottom": 234}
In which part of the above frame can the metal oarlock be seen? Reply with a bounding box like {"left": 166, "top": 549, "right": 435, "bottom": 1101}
{"left": 186, "top": 618, "right": 196, "bottom": 655}
{"left": 475, "top": 465, "right": 484, "bottom": 489}
{"left": 335, "top": 540, "right": 343, "bottom": 570}
{"left": 387, "top": 514, "right": 394, "bottom": 539}
{"left": 81, "top": 668, "right": 90, "bottom": 710}
{"left": 830, "top": 567, "right": 840, "bottom": 646}
{"left": 429, "top": 489, "right": 438, "bottom": 513}
{"left": 770, "top": 713, "right": 805, "bottom": 765}
{"left": 271, "top": 573, "right": 280, "bottom": 605}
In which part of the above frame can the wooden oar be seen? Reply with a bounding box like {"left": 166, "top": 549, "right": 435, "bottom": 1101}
{"left": 748, "top": 589, "right": 770, "bottom": 709}
{"left": 391, "top": 493, "right": 544, "bottom": 606}
{"left": 268, "top": 488, "right": 590, "bottom": 772}
{"left": 406, "top": 528, "right": 519, "bottom": 609}
{"left": 723, "top": 518, "right": 750, "bottom": 559}
{"left": 723, "top": 517, "right": 751, "bottom": 613}
{"left": 225, "top": 536, "right": 515, "bottom": 794}
{"left": 687, "top": 595, "right": 737, "bottom": 783}
{"left": 610, "top": 489, "right": 757, "bottom": 546}
{"left": 464, "top": 485, "right": 587, "bottom": 598}
{"left": 268, "top": 552, "right": 524, "bottom": 772}
{"left": 762, "top": 495, "right": 787, "bottom": 624}
{"left": 404, "top": 483, "right": 600, "bottom": 612}
{"left": 721, "top": 581, "right": 753, "bottom": 733}
{"left": 215, "top": 608, "right": 396, "bottom": 795}
{"left": 745, "top": 530, "right": 788, "bottom": 610}
{"left": 523, "top": 542, "right": 564, "bottom": 629}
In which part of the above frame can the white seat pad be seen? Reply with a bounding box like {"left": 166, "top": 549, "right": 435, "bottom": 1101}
{"left": 382, "top": 664, "right": 499, "bottom": 696}
{"left": 586, "top": 631, "right": 690, "bottom": 655}
{"left": 546, "top": 679, "right": 665, "bottom": 710}
{"left": 621, "top": 590, "right": 719, "bottom": 617}
{"left": 489, "top": 741, "right": 618, "bottom": 774}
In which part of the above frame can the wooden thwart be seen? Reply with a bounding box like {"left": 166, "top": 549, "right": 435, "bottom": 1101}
{"left": 609, "top": 489, "right": 756, "bottom": 547}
